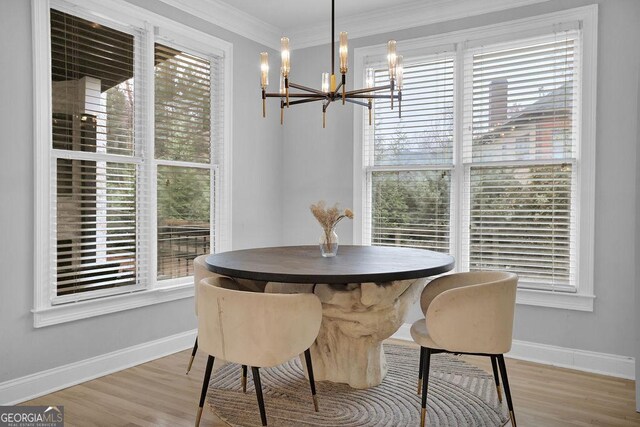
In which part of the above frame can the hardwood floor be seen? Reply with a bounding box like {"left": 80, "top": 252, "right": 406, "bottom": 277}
{"left": 23, "top": 342, "right": 640, "bottom": 426}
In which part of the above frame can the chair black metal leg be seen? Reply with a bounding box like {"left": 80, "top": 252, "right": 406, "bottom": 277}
{"left": 186, "top": 337, "right": 198, "bottom": 374}
{"left": 417, "top": 346, "right": 425, "bottom": 394}
{"left": 490, "top": 355, "right": 503, "bottom": 403}
{"left": 304, "top": 348, "right": 319, "bottom": 412}
{"left": 420, "top": 347, "right": 431, "bottom": 427}
{"left": 242, "top": 365, "right": 248, "bottom": 393}
{"left": 497, "top": 355, "right": 516, "bottom": 427}
{"left": 252, "top": 367, "right": 268, "bottom": 426}
{"left": 195, "top": 355, "right": 214, "bottom": 427}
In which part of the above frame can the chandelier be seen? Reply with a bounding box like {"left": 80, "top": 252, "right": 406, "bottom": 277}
{"left": 259, "top": 0, "right": 403, "bottom": 128}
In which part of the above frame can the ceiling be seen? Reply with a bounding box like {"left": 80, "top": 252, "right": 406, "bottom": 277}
{"left": 159, "top": 0, "right": 548, "bottom": 50}
{"left": 227, "top": 0, "right": 424, "bottom": 32}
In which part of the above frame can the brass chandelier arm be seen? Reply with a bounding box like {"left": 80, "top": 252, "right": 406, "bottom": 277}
{"left": 347, "top": 93, "right": 401, "bottom": 99}
{"left": 289, "top": 82, "right": 327, "bottom": 96}
{"left": 345, "top": 84, "right": 392, "bottom": 96}
{"left": 345, "top": 98, "right": 369, "bottom": 107}
{"left": 282, "top": 80, "right": 344, "bottom": 99}
{"left": 287, "top": 97, "right": 326, "bottom": 106}
{"left": 265, "top": 92, "right": 326, "bottom": 98}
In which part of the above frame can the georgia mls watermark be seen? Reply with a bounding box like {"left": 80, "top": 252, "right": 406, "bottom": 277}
{"left": 0, "top": 406, "right": 64, "bottom": 427}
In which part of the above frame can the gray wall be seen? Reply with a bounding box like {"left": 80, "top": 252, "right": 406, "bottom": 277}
{"left": 1, "top": 0, "right": 638, "bottom": 390}
{"left": 0, "top": 0, "right": 282, "bottom": 383}
{"left": 281, "top": 0, "right": 640, "bottom": 358}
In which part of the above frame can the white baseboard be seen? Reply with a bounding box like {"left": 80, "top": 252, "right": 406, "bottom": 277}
{"left": 391, "top": 323, "right": 635, "bottom": 380}
{"left": 507, "top": 339, "right": 635, "bottom": 380}
{"left": 0, "top": 329, "right": 197, "bottom": 405}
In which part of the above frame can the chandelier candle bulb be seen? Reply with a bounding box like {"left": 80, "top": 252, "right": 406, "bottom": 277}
{"left": 388, "top": 40, "right": 397, "bottom": 110}
{"left": 260, "top": 52, "right": 269, "bottom": 118}
{"left": 339, "top": 32, "right": 348, "bottom": 73}
{"left": 366, "top": 69, "right": 375, "bottom": 90}
{"left": 279, "top": 70, "right": 285, "bottom": 95}
{"left": 322, "top": 72, "right": 330, "bottom": 93}
{"left": 280, "top": 37, "right": 290, "bottom": 77}
{"left": 281, "top": 37, "right": 291, "bottom": 106}
{"left": 387, "top": 40, "right": 397, "bottom": 80}
{"left": 396, "top": 55, "right": 404, "bottom": 91}
{"left": 260, "top": 52, "right": 269, "bottom": 88}
{"left": 396, "top": 55, "right": 403, "bottom": 118}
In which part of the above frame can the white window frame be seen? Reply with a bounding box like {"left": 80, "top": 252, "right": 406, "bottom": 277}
{"left": 353, "top": 5, "right": 597, "bottom": 311}
{"left": 32, "top": 0, "right": 233, "bottom": 327}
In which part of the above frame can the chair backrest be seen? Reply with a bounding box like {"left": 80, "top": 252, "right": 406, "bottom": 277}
{"left": 420, "top": 271, "right": 512, "bottom": 314}
{"left": 197, "top": 277, "right": 323, "bottom": 368}
{"left": 193, "top": 255, "right": 234, "bottom": 316}
{"left": 425, "top": 271, "right": 517, "bottom": 354}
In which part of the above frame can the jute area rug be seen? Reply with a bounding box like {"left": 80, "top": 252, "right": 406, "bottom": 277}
{"left": 207, "top": 344, "right": 509, "bottom": 426}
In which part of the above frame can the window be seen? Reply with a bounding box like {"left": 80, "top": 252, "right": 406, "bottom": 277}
{"left": 355, "top": 7, "right": 597, "bottom": 311}
{"left": 367, "top": 57, "right": 454, "bottom": 252}
{"left": 462, "top": 33, "right": 577, "bottom": 292}
{"left": 33, "top": 0, "right": 232, "bottom": 326}
{"left": 50, "top": 9, "right": 143, "bottom": 301}
{"left": 154, "top": 43, "right": 217, "bottom": 282}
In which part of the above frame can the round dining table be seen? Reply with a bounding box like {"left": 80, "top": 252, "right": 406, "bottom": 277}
{"left": 206, "top": 245, "right": 454, "bottom": 389}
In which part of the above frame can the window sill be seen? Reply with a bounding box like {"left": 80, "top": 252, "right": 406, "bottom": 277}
{"left": 32, "top": 282, "right": 194, "bottom": 328}
{"left": 516, "top": 288, "right": 594, "bottom": 312}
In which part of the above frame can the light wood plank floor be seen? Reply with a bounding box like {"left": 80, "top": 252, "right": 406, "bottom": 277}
{"left": 23, "top": 342, "right": 640, "bottom": 426}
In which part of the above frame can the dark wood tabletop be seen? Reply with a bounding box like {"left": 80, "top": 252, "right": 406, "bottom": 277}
{"left": 205, "top": 245, "right": 455, "bottom": 284}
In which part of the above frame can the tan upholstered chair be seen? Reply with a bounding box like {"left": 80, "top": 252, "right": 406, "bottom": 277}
{"left": 186, "top": 256, "right": 233, "bottom": 374}
{"left": 187, "top": 255, "right": 266, "bottom": 380}
{"left": 195, "top": 276, "right": 323, "bottom": 426}
{"left": 411, "top": 271, "right": 518, "bottom": 427}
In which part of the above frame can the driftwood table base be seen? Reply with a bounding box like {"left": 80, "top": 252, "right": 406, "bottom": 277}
{"left": 270, "top": 279, "right": 426, "bottom": 389}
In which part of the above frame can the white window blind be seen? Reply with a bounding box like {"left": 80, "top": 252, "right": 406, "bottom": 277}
{"left": 51, "top": 9, "right": 145, "bottom": 300}
{"left": 155, "top": 43, "right": 224, "bottom": 280}
{"left": 47, "top": 6, "right": 227, "bottom": 304}
{"left": 366, "top": 55, "right": 454, "bottom": 252}
{"left": 462, "top": 31, "right": 579, "bottom": 291}
{"left": 154, "top": 43, "right": 215, "bottom": 280}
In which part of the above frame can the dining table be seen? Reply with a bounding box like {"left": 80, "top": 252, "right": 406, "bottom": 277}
{"left": 205, "top": 245, "right": 454, "bottom": 389}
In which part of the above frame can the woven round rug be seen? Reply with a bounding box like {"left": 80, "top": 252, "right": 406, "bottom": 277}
{"left": 207, "top": 344, "right": 509, "bottom": 426}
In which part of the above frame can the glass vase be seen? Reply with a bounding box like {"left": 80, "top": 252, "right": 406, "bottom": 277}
{"left": 319, "top": 228, "right": 339, "bottom": 257}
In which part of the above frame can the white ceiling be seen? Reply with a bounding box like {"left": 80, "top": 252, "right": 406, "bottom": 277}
{"left": 160, "top": 0, "right": 548, "bottom": 50}
{"left": 227, "top": 0, "right": 424, "bottom": 32}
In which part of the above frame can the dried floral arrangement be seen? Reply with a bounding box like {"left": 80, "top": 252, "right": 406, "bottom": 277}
{"left": 310, "top": 201, "right": 354, "bottom": 252}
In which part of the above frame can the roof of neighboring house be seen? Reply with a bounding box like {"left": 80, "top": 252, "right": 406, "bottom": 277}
{"left": 475, "top": 83, "right": 573, "bottom": 142}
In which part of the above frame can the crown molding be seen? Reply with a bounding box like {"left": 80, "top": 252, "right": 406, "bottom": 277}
{"left": 157, "top": 0, "right": 281, "bottom": 50}
{"left": 286, "top": 0, "right": 550, "bottom": 49}
{"left": 155, "top": 0, "right": 549, "bottom": 51}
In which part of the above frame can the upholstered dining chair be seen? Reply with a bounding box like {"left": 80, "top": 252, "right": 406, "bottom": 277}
{"left": 411, "top": 271, "right": 518, "bottom": 427}
{"left": 187, "top": 255, "right": 266, "bottom": 385}
{"left": 186, "top": 255, "right": 222, "bottom": 375}
{"left": 195, "top": 276, "right": 323, "bottom": 426}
